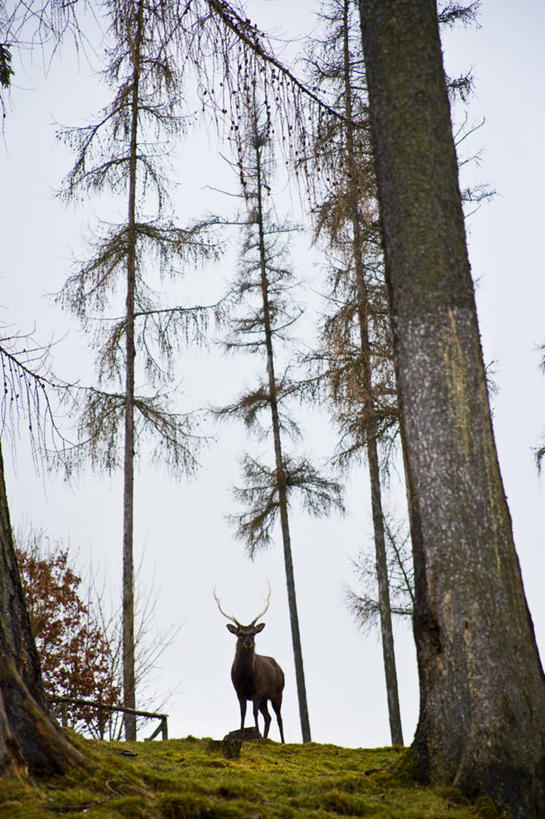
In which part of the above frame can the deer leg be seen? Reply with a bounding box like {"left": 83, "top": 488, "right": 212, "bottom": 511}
{"left": 271, "top": 697, "right": 285, "bottom": 744}
{"left": 238, "top": 696, "right": 247, "bottom": 731}
{"left": 260, "top": 701, "right": 272, "bottom": 739}
{"left": 252, "top": 699, "right": 261, "bottom": 736}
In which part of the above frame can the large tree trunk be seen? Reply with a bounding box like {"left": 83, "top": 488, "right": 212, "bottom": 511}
{"left": 341, "top": 0, "right": 403, "bottom": 747}
{"left": 0, "top": 441, "right": 87, "bottom": 775}
{"left": 359, "top": 0, "right": 545, "bottom": 814}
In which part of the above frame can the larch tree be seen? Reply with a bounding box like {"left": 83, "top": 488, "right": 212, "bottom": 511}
{"left": 217, "top": 109, "right": 344, "bottom": 743}
{"left": 302, "top": 0, "right": 404, "bottom": 745}
{"left": 57, "top": 0, "right": 223, "bottom": 740}
{"left": 359, "top": 0, "right": 545, "bottom": 813}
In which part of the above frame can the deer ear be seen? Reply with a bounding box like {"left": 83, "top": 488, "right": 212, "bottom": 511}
{"left": 254, "top": 622, "right": 265, "bottom": 633}
{"left": 226, "top": 624, "right": 238, "bottom": 634}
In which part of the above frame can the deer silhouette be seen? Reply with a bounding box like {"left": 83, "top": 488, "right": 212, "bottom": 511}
{"left": 214, "top": 586, "right": 285, "bottom": 743}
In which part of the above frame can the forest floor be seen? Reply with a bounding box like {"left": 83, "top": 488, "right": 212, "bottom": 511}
{"left": 0, "top": 734, "right": 503, "bottom": 818}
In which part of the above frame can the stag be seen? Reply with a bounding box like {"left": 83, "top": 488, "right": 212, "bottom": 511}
{"left": 214, "top": 586, "right": 285, "bottom": 743}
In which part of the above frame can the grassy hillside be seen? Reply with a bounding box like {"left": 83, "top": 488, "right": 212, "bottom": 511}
{"left": 0, "top": 735, "right": 502, "bottom": 817}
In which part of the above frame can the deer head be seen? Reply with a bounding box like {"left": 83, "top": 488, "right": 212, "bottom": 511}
{"left": 213, "top": 583, "right": 271, "bottom": 650}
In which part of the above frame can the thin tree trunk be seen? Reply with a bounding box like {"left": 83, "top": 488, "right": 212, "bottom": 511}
{"left": 354, "top": 297, "right": 404, "bottom": 746}
{"left": 254, "top": 137, "right": 312, "bottom": 743}
{"left": 359, "top": 0, "right": 545, "bottom": 813}
{"left": 0, "top": 441, "right": 88, "bottom": 775}
{"left": 122, "top": 0, "right": 144, "bottom": 742}
{"left": 341, "top": 0, "right": 403, "bottom": 747}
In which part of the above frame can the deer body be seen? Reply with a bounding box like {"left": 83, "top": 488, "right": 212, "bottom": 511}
{"left": 215, "top": 589, "right": 285, "bottom": 743}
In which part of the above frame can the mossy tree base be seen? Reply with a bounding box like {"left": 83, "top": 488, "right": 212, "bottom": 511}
{"left": 0, "top": 655, "right": 89, "bottom": 777}
{"left": 0, "top": 441, "right": 88, "bottom": 777}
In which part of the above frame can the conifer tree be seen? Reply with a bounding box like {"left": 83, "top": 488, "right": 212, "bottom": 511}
{"left": 217, "top": 109, "right": 344, "bottom": 743}
{"left": 302, "top": 0, "right": 404, "bottom": 745}
{"left": 57, "top": 0, "right": 223, "bottom": 740}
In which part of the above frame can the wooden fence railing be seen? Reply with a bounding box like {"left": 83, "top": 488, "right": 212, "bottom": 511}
{"left": 49, "top": 696, "right": 168, "bottom": 741}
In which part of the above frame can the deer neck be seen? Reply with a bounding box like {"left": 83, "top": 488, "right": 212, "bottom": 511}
{"left": 234, "top": 644, "right": 256, "bottom": 673}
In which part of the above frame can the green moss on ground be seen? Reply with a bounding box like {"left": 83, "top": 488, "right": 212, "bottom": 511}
{"left": 0, "top": 735, "right": 502, "bottom": 817}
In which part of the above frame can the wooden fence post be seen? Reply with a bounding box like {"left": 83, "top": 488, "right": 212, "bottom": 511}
{"left": 48, "top": 696, "right": 168, "bottom": 742}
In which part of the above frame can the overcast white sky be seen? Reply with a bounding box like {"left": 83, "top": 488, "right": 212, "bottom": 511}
{"left": 1, "top": 0, "right": 544, "bottom": 747}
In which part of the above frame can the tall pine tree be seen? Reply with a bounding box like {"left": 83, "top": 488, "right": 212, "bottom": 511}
{"left": 58, "top": 0, "right": 222, "bottom": 739}
{"left": 217, "top": 108, "right": 344, "bottom": 743}
{"left": 302, "top": 0, "right": 403, "bottom": 745}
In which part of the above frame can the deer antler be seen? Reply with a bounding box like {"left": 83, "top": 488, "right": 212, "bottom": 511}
{"left": 250, "top": 580, "right": 271, "bottom": 626}
{"left": 213, "top": 587, "right": 240, "bottom": 626}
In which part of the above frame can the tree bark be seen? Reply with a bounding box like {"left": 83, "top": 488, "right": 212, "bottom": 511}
{"left": 254, "top": 139, "right": 312, "bottom": 743}
{"left": 0, "top": 441, "right": 87, "bottom": 775}
{"left": 359, "top": 0, "right": 545, "bottom": 813}
{"left": 341, "top": 0, "right": 403, "bottom": 747}
{"left": 122, "top": 0, "right": 144, "bottom": 743}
